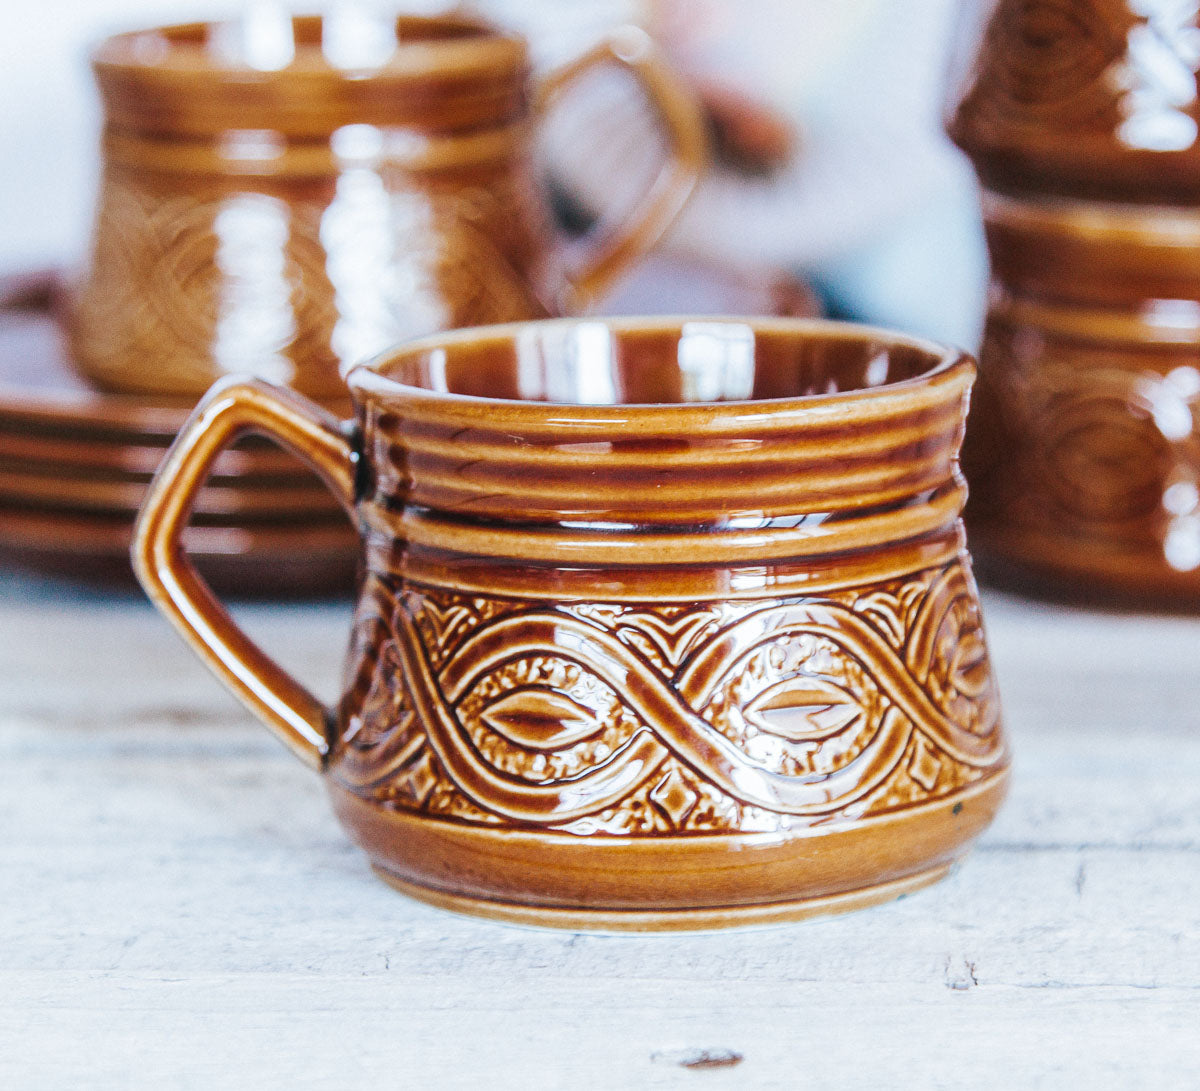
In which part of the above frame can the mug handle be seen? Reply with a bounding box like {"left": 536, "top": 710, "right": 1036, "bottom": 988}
{"left": 131, "top": 377, "right": 358, "bottom": 771}
{"left": 535, "top": 25, "right": 708, "bottom": 311}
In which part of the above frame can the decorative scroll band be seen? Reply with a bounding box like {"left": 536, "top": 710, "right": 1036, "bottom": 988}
{"left": 333, "top": 558, "right": 1005, "bottom": 834}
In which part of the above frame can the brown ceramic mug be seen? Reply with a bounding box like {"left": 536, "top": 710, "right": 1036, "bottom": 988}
{"left": 133, "top": 317, "right": 1009, "bottom": 930}
{"left": 948, "top": 0, "right": 1200, "bottom": 602}
{"left": 70, "top": 13, "right": 706, "bottom": 402}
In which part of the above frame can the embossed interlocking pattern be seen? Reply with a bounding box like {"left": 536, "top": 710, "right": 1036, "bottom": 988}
{"left": 969, "top": 314, "right": 1200, "bottom": 551}
{"left": 332, "top": 559, "right": 1005, "bottom": 835}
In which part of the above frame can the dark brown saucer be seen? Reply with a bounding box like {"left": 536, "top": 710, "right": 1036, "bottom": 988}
{"left": 0, "top": 460, "right": 344, "bottom": 518}
{"left": 0, "top": 272, "right": 357, "bottom": 595}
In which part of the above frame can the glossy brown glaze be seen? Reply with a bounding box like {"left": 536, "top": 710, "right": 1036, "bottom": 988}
{"left": 950, "top": 0, "right": 1200, "bottom": 604}
{"left": 0, "top": 508, "right": 357, "bottom": 596}
{"left": 133, "top": 317, "right": 1009, "bottom": 929}
{"left": 70, "top": 14, "right": 706, "bottom": 400}
{"left": 0, "top": 464, "right": 342, "bottom": 519}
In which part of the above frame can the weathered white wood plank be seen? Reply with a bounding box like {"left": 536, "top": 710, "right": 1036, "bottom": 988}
{"left": 3, "top": 974, "right": 1199, "bottom": 1091}
{"left": 2, "top": 572, "right": 1199, "bottom": 1089}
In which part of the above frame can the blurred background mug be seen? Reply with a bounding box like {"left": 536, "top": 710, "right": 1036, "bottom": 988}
{"left": 132, "top": 316, "right": 1009, "bottom": 928}
{"left": 67, "top": 12, "right": 706, "bottom": 401}
{"left": 948, "top": 0, "right": 1200, "bottom": 603}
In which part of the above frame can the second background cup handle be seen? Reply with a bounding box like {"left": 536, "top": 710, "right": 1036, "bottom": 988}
{"left": 535, "top": 26, "right": 708, "bottom": 311}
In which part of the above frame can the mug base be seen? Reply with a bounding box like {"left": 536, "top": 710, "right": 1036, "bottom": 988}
{"left": 330, "top": 769, "right": 1008, "bottom": 931}
{"left": 371, "top": 859, "right": 954, "bottom": 933}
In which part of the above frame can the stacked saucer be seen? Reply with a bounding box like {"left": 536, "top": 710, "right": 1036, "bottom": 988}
{"left": 0, "top": 274, "right": 358, "bottom": 595}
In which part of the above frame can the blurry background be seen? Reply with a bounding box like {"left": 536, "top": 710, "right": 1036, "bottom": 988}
{"left": 0, "top": 0, "right": 989, "bottom": 348}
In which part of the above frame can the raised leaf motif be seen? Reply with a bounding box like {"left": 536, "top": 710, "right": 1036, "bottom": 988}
{"left": 744, "top": 675, "right": 863, "bottom": 741}
{"left": 949, "top": 630, "right": 990, "bottom": 698}
{"left": 479, "top": 687, "right": 604, "bottom": 751}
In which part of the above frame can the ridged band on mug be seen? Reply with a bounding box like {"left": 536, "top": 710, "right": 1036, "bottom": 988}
{"left": 349, "top": 325, "right": 973, "bottom": 561}
{"left": 355, "top": 341, "right": 971, "bottom": 525}
{"left": 371, "top": 524, "right": 968, "bottom": 601}
{"left": 101, "top": 122, "right": 533, "bottom": 178}
{"left": 983, "top": 189, "right": 1200, "bottom": 306}
{"left": 360, "top": 483, "right": 966, "bottom": 565}
{"left": 989, "top": 290, "right": 1200, "bottom": 346}
{"left": 364, "top": 405, "right": 966, "bottom": 524}
{"left": 92, "top": 15, "right": 530, "bottom": 139}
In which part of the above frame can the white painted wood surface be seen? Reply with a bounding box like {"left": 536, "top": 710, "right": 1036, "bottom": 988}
{"left": 2, "top": 572, "right": 1199, "bottom": 1089}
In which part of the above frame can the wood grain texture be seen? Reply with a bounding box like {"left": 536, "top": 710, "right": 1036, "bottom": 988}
{"left": 1, "top": 574, "right": 1198, "bottom": 1089}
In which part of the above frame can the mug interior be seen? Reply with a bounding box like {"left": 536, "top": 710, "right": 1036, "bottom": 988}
{"left": 366, "top": 319, "right": 956, "bottom": 407}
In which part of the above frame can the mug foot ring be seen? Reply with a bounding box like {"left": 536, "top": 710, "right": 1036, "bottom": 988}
{"left": 370, "top": 861, "right": 954, "bottom": 933}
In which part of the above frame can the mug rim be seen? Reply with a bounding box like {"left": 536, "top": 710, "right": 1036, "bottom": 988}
{"left": 89, "top": 13, "right": 530, "bottom": 151}
{"left": 91, "top": 12, "right": 526, "bottom": 82}
{"left": 346, "top": 315, "right": 972, "bottom": 414}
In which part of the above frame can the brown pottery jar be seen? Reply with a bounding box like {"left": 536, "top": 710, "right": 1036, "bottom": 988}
{"left": 70, "top": 14, "right": 706, "bottom": 402}
{"left": 132, "top": 317, "right": 1010, "bottom": 929}
{"left": 949, "top": 0, "right": 1200, "bottom": 603}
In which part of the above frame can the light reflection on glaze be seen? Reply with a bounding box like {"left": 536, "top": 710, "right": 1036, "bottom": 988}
{"left": 212, "top": 193, "right": 296, "bottom": 383}
{"left": 320, "top": 2, "right": 396, "bottom": 70}
{"left": 678, "top": 322, "right": 756, "bottom": 401}
{"left": 321, "top": 164, "right": 449, "bottom": 371}
{"left": 515, "top": 322, "right": 618, "bottom": 404}
{"left": 1139, "top": 364, "right": 1200, "bottom": 570}
{"left": 213, "top": 2, "right": 296, "bottom": 71}
{"left": 217, "top": 129, "right": 287, "bottom": 163}
{"left": 1112, "top": 0, "right": 1200, "bottom": 152}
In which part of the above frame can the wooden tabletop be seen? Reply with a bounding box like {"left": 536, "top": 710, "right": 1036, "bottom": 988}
{"left": 3, "top": 571, "right": 1198, "bottom": 1089}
